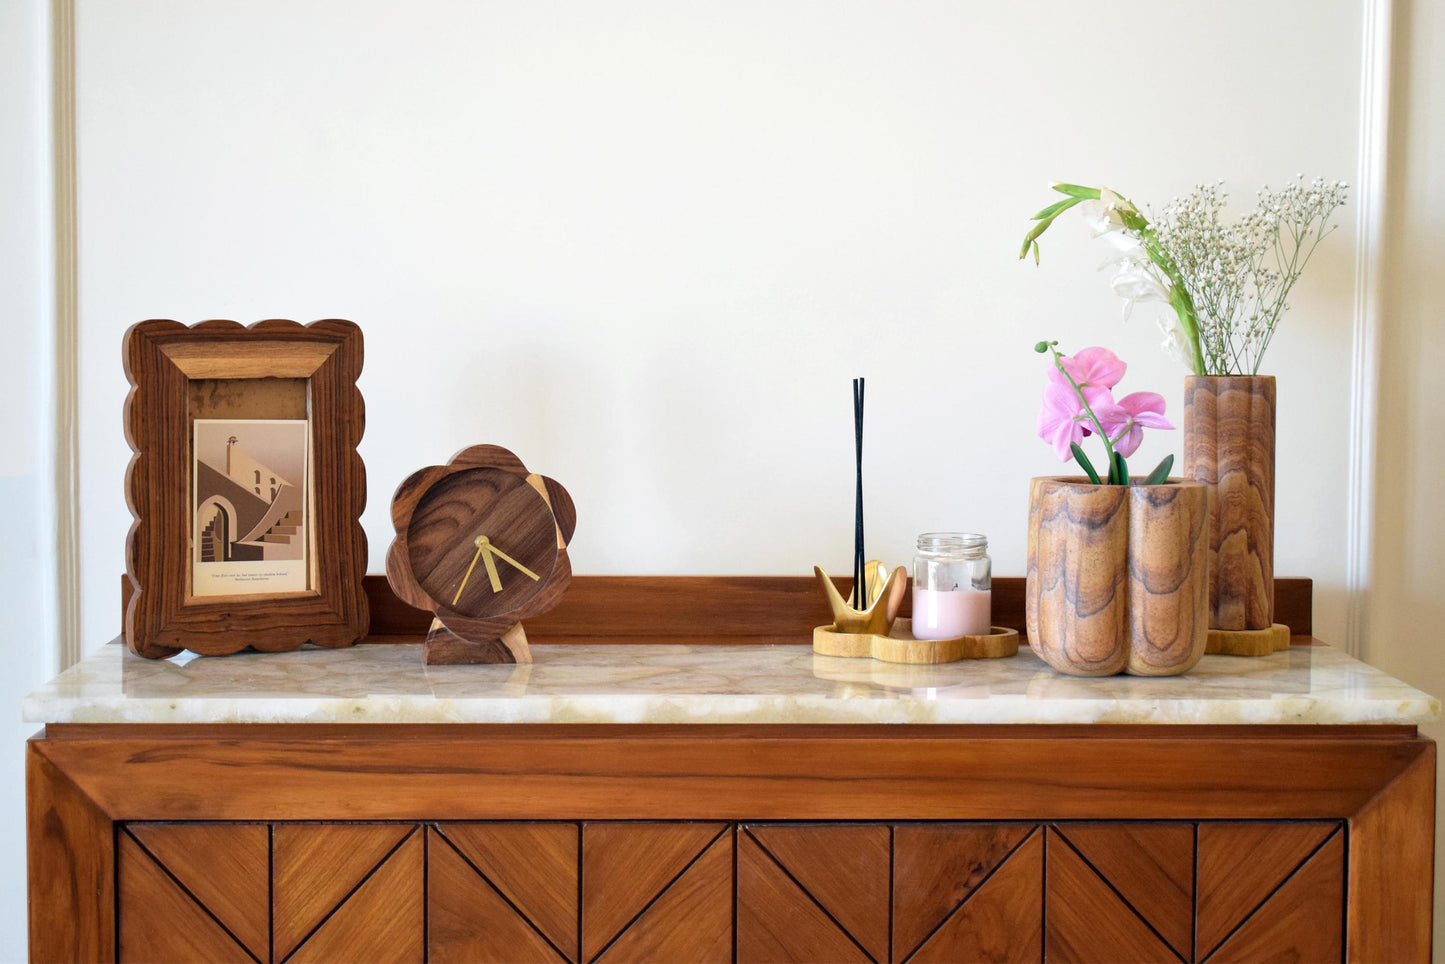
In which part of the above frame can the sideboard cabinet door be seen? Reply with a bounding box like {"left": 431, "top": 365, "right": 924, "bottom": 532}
{"left": 893, "top": 823, "right": 1044, "bottom": 963}
{"left": 428, "top": 823, "right": 579, "bottom": 962}
{"left": 582, "top": 822, "right": 733, "bottom": 963}
{"left": 118, "top": 823, "right": 269, "bottom": 963}
{"left": 273, "top": 823, "right": 424, "bottom": 963}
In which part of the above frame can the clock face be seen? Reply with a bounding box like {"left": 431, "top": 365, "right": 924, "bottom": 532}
{"left": 405, "top": 467, "right": 559, "bottom": 619}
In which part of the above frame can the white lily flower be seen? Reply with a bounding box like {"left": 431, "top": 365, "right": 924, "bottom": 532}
{"left": 1098, "top": 253, "right": 1172, "bottom": 321}
{"left": 1157, "top": 313, "right": 1194, "bottom": 368}
{"left": 1096, "top": 230, "right": 1149, "bottom": 260}
{"left": 1078, "top": 187, "right": 1140, "bottom": 238}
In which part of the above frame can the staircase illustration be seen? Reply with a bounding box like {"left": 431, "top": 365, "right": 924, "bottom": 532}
{"left": 259, "top": 510, "right": 303, "bottom": 546}
{"left": 200, "top": 517, "right": 224, "bottom": 562}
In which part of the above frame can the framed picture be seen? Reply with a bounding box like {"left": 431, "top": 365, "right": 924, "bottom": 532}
{"left": 123, "top": 319, "right": 368, "bottom": 658}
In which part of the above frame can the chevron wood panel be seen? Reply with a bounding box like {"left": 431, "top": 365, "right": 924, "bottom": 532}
{"left": 908, "top": 827, "right": 1043, "bottom": 964}
{"left": 287, "top": 829, "right": 423, "bottom": 963}
{"left": 736, "top": 830, "right": 870, "bottom": 963}
{"left": 127, "top": 823, "right": 270, "bottom": 962}
{"left": 1046, "top": 827, "right": 1178, "bottom": 963}
{"left": 117, "top": 832, "right": 254, "bottom": 964}
{"left": 1056, "top": 822, "right": 1194, "bottom": 960}
{"left": 892, "top": 822, "right": 1036, "bottom": 961}
{"left": 440, "top": 822, "right": 579, "bottom": 960}
{"left": 272, "top": 822, "right": 415, "bottom": 960}
{"left": 428, "top": 827, "right": 567, "bottom": 963}
{"left": 599, "top": 830, "right": 733, "bottom": 963}
{"left": 1195, "top": 820, "right": 1340, "bottom": 959}
{"left": 747, "top": 823, "right": 891, "bottom": 962}
{"left": 581, "top": 821, "right": 726, "bottom": 961}
{"left": 1207, "top": 829, "right": 1344, "bottom": 963}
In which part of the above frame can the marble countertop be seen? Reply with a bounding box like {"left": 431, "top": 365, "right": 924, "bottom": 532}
{"left": 22, "top": 638, "right": 1439, "bottom": 726}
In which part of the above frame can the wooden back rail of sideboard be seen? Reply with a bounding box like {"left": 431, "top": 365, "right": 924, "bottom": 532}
{"left": 120, "top": 574, "right": 1314, "bottom": 643}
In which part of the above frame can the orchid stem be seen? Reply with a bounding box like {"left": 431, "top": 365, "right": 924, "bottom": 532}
{"left": 1043, "top": 343, "right": 1117, "bottom": 478}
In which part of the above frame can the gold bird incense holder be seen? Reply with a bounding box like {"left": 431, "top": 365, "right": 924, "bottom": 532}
{"left": 814, "top": 560, "right": 908, "bottom": 635}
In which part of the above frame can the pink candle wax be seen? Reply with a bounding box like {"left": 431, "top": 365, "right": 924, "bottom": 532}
{"left": 911, "top": 586, "right": 991, "bottom": 639}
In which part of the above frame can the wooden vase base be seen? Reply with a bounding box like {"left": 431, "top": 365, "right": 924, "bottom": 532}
{"left": 812, "top": 618, "right": 1019, "bottom": 664}
{"left": 1205, "top": 623, "right": 1291, "bottom": 657}
{"left": 422, "top": 618, "right": 531, "bottom": 665}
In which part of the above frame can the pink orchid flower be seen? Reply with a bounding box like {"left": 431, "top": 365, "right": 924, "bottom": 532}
{"left": 1094, "top": 391, "right": 1173, "bottom": 458}
{"left": 1055, "top": 346, "right": 1126, "bottom": 392}
{"left": 1037, "top": 378, "right": 1109, "bottom": 460}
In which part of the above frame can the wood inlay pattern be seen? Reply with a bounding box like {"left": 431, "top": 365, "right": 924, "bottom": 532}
{"left": 745, "top": 824, "right": 890, "bottom": 962}
{"left": 1026, "top": 477, "right": 1209, "bottom": 676}
{"left": 910, "top": 828, "right": 1042, "bottom": 964}
{"left": 427, "top": 829, "right": 565, "bottom": 963}
{"left": 127, "top": 823, "right": 269, "bottom": 961}
{"left": 117, "top": 834, "right": 253, "bottom": 963}
{"left": 1207, "top": 829, "right": 1343, "bottom": 963}
{"left": 1045, "top": 827, "right": 1177, "bottom": 962}
{"left": 1184, "top": 375, "right": 1276, "bottom": 631}
{"left": 892, "top": 823, "right": 1036, "bottom": 961}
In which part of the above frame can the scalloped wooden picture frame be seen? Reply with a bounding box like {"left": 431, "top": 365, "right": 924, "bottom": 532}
{"left": 123, "top": 319, "right": 368, "bottom": 658}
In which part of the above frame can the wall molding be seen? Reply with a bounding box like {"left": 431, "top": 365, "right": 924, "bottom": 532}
{"left": 52, "top": 0, "right": 80, "bottom": 671}
{"left": 1344, "top": 0, "right": 1393, "bottom": 658}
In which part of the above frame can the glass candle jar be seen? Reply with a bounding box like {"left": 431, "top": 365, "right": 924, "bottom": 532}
{"left": 912, "top": 532, "right": 991, "bottom": 640}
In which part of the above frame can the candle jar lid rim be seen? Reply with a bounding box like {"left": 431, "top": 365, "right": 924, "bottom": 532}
{"left": 916, "top": 532, "right": 987, "bottom": 554}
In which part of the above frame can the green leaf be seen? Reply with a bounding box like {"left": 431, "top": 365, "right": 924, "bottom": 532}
{"left": 1031, "top": 197, "right": 1077, "bottom": 221}
{"left": 1070, "top": 443, "right": 1101, "bottom": 484}
{"left": 1018, "top": 197, "right": 1083, "bottom": 261}
{"left": 1143, "top": 453, "right": 1175, "bottom": 485}
{"left": 1050, "top": 182, "right": 1103, "bottom": 199}
{"left": 1109, "top": 451, "right": 1129, "bottom": 485}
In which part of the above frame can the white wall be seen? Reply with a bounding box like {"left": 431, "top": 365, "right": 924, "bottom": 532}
{"left": 73, "top": 0, "right": 1363, "bottom": 651}
{"left": 0, "top": 0, "right": 57, "bottom": 958}
{"left": 1365, "top": 0, "right": 1445, "bottom": 956}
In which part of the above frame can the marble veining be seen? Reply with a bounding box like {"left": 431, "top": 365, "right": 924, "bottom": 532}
{"left": 22, "top": 639, "right": 1438, "bottom": 726}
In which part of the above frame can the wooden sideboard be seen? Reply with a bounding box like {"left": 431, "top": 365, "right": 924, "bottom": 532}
{"left": 26, "top": 577, "right": 1437, "bottom": 963}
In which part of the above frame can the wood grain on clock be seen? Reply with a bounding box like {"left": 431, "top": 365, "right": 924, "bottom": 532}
{"left": 122, "top": 318, "right": 368, "bottom": 659}
{"left": 406, "top": 468, "right": 557, "bottom": 619}
{"left": 387, "top": 446, "right": 575, "bottom": 664}
{"left": 538, "top": 475, "right": 577, "bottom": 544}
{"left": 1184, "top": 375, "right": 1276, "bottom": 631}
{"left": 1027, "top": 477, "right": 1208, "bottom": 677}
{"left": 450, "top": 443, "right": 530, "bottom": 474}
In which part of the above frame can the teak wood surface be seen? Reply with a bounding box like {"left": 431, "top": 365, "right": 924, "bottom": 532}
{"left": 1184, "top": 375, "right": 1277, "bottom": 632}
{"left": 122, "top": 319, "right": 368, "bottom": 659}
{"left": 1026, "top": 477, "right": 1210, "bottom": 676}
{"left": 28, "top": 723, "right": 1434, "bottom": 962}
{"left": 119, "top": 573, "right": 1315, "bottom": 642}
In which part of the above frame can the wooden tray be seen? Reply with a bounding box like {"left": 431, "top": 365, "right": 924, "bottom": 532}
{"left": 812, "top": 618, "right": 1019, "bottom": 664}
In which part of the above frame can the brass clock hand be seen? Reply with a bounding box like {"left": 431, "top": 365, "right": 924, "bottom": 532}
{"left": 478, "top": 538, "right": 503, "bottom": 593}
{"left": 485, "top": 543, "right": 541, "bottom": 581}
{"left": 451, "top": 539, "right": 486, "bottom": 606}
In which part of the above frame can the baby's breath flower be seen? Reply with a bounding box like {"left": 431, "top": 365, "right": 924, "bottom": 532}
{"left": 1150, "top": 175, "right": 1347, "bottom": 374}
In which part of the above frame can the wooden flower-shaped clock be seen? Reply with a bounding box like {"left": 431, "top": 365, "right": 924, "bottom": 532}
{"left": 386, "top": 445, "right": 576, "bottom": 664}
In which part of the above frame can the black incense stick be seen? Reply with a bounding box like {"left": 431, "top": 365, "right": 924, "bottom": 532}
{"left": 852, "top": 377, "right": 865, "bottom": 609}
